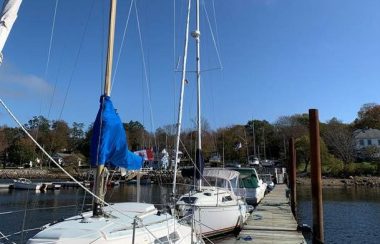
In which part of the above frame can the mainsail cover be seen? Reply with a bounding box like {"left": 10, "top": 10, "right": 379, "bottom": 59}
{"left": 91, "top": 96, "right": 143, "bottom": 169}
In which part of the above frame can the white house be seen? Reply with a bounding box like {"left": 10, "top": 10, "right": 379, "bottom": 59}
{"left": 354, "top": 128, "right": 380, "bottom": 149}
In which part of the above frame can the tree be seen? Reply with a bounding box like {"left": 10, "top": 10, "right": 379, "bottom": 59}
{"left": 275, "top": 114, "right": 309, "bottom": 139}
{"left": 8, "top": 137, "right": 37, "bottom": 166}
{"left": 321, "top": 118, "right": 355, "bottom": 166}
{"left": 124, "top": 121, "right": 146, "bottom": 150}
{"left": 69, "top": 122, "right": 85, "bottom": 152}
{"left": 50, "top": 120, "right": 70, "bottom": 152}
{"left": 354, "top": 103, "right": 380, "bottom": 129}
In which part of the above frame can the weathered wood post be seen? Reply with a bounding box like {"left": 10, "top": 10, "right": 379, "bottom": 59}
{"left": 288, "top": 137, "right": 297, "bottom": 218}
{"left": 309, "top": 109, "right": 324, "bottom": 244}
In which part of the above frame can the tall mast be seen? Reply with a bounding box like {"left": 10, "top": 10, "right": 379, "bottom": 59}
{"left": 173, "top": 0, "right": 191, "bottom": 197}
{"left": 192, "top": 0, "right": 202, "bottom": 191}
{"left": 252, "top": 120, "right": 256, "bottom": 156}
{"left": 93, "top": 0, "right": 117, "bottom": 217}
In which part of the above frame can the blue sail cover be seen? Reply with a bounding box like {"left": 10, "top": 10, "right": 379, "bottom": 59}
{"left": 91, "top": 96, "right": 143, "bottom": 169}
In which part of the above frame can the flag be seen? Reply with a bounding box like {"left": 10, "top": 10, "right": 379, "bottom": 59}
{"left": 234, "top": 142, "right": 242, "bottom": 151}
{"left": 90, "top": 95, "right": 143, "bottom": 170}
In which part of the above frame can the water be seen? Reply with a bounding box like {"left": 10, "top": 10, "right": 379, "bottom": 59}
{"left": 1, "top": 182, "right": 380, "bottom": 243}
{"left": 297, "top": 186, "right": 380, "bottom": 244}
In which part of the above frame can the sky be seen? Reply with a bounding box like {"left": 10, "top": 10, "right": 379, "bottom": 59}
{"left": 1, "top": 0, "right": 380, "bottom": 132}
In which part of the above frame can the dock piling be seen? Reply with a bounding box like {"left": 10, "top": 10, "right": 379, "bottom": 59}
{"left": 288, "top": 137, "right": 297, "bottom": 218}
{"left": 309, "top": 109, "right": 324, "bottom": 244}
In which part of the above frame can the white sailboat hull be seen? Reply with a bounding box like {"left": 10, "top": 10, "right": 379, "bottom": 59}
{"left": 176, "top": 184, "right": 248, "bottom": 238}
{"left": 13, "top": 178, "right": 44, "bottom": 190}
{"left": 191, "top": 204, "right": 246, "bottom": 237}
{"left": 28, "top": 202, "right": 199, "bottom": 244}
{"left": 244, "top": 183, "right": 267, "bottom": 205}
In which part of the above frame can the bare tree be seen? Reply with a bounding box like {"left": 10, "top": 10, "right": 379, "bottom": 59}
{"left": 322, "top": 118, "right": 355, "bottom": 165}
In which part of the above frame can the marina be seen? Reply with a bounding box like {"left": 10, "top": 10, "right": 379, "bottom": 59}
{"left": 0, "top": 0, "right": 380, "bottom": 243}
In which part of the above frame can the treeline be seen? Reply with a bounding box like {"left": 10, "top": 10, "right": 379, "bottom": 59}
{"left": 1, "top": 103, "right": 380, "bottom": 176}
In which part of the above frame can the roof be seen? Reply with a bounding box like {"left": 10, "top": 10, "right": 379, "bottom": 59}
{"left": 203, "top": 168, "right": 240, "bottom": 181}
{"left": 354, "top": 129, "right": 380, "bottom": 139}
{"left": 228, "top": 167, "right": 259, "bottom": 178}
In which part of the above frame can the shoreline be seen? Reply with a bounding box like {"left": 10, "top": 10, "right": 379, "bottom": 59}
{"left": 296, "top": 176, "right": 380, "bottom": 187}
{"left": 1, "top": 168, "right": 380, "bottom": 187}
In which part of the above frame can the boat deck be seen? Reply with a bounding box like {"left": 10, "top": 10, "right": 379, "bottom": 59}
{"left": 216, "top": 184, "right": 306, "bottom": 244}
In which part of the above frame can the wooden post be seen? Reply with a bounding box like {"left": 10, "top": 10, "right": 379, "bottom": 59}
{"left": 137, "top": 172, "right": 141, "bottom": 202}
{"left": 309, "top": 109, "right": 324, "bottom": 244}
{"left": 288, "top": 137, "right": 297, "bottom": 218}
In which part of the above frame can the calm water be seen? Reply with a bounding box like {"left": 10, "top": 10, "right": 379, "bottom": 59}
{"left": 0, "top": 181, "right": 379, "bottom": 243}
{"left": 297, "top": 186, "right": 380, "bottom": 244}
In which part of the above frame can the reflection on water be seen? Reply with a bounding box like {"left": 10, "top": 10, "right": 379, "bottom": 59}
{"left": 297, "top": 186, "right": 380, "bottom": 244}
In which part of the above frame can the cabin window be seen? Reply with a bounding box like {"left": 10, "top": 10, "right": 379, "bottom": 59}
{"left": 180, "top": 197, "right": 197, "bottom": 204}
{"left": 378, "top": 140, "right": 380, "bottom": 145}
{"left": 368, "top": 139, "right": 372, "bottom": 146}
{"left": 222, "top": 196, "right": 233, "bottom": 202}
{"left": 359, "top": 140, "right": 364, "bottom": 146}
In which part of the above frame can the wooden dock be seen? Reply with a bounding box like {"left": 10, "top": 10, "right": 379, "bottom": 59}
{"left": 217, "top": 184, "right": 306, "bottom": 244}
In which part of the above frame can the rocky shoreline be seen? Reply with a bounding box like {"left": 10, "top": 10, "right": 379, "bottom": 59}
{"left": 296, "top": 176, "right": 380, "bottom": 187}
{"left": 0, "top": 168, "right": 85, "bottom": 180}
{"left": 1, "top": 168, "right": 379, "bottom": 187}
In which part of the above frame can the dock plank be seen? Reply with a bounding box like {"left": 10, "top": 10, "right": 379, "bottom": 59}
{"left": 218, "top": 184, "right": 306, "bottom": 243}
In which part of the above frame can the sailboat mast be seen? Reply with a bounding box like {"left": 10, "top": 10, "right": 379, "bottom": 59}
{"left": 252, "top": 120, "right": 256, "bottom": 156}
{"left": 195, "top": 0, "right": 201, "bottom": 150}
{"left": 93, "top": 0, "right": 117, "bottom": 217}
{"left": 173, "top": 0, "right": 192, "bottom": 196}
{"left": 104, "top": 0, "right": 116, "bottom": 96}
{"left": 193, "top": 0, "right": 202, "bottom": 190}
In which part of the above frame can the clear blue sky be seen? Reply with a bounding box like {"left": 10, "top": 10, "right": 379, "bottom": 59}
{"left": 1, "top": 0, "right": 380, "bottom": 132}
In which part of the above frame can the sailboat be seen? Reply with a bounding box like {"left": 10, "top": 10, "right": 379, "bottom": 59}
{"left": 26, "top": 0, "right": 201, "bottom": 243}
{"left": 173, "top": 0, "right": 248, "bottom": 238}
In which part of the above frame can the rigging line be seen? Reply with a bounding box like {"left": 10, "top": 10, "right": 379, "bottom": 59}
{"left": 179, "top": 138, "right": 212, "bottom": 187}
{"left": 0, "top": 227, "right": 43, "bottom": 240}
{"left": 110, "top": 0, "right": 134, "bottom": 92}
{"left": 211, "top": 0, "right": 222, "bottom": 65}
{"left": 0, "top": 98, "right": 139, "bottom": 224}
{"left": 134, "top": 1, "right": 157, "bottom": 147}
{"left": 202, "top": 1, "right": 223, "bottom": 70}
{"left": 20, "top": 186, "right": 30, "bottom": 243}
{"left": 58, "top": 0, "right": 96, "bottom": 120}
{"left": 44, "top": 0, "right": 59, "bottom": 78}
{"left": 46, "top": 51, "right": 63, "bottom": 119}
{"left": 0, "top": 205, "right": 83, "bottom": 215}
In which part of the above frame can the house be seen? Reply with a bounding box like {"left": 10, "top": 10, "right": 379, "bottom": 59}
{"left": 53, "top": 152, "right": 87, "bottom": 167}
{"left": 354, "top": 128, "right": 380, "bottom": 159}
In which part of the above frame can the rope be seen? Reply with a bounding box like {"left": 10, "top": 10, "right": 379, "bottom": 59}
{"left": 134, "top": 1, "right": 157, "bottom": 148}
{"left": 110, "top": 0, "right": 134, "bottom": 92}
